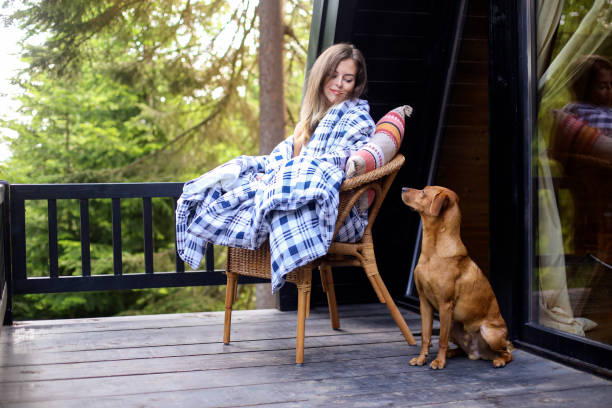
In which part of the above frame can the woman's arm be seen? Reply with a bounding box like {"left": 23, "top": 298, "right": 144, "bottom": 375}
{"left": 312, "top": 105, "right": 375, "bottom": 171}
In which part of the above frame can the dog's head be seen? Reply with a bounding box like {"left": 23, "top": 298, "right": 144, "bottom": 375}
{"left": 401, "top": 186, "right": 459, "bottom": 217}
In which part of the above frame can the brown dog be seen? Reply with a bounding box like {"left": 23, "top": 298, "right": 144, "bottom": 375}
{"left": 401, "top": 186, "right": 513, "bottom": 369}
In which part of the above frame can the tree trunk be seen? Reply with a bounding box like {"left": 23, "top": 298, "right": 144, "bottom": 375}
{"left": 257, "top": 0, "right": 285, "bottom": 309}
{"left": 258, "top": 0, "right": 285, "bottom": 155}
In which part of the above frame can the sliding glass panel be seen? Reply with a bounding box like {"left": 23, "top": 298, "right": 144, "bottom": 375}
{"left": 534, "top": 0, "right": 611, "bottom": 345}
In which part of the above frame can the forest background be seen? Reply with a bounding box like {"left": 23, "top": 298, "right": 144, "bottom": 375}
{"left": 0, "top": 0, "right": 312, "bottom": 319}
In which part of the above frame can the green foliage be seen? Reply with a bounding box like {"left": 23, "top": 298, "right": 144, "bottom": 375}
{"left": 549, "top": 0, "right": 596, "bottom": 64}
{"left": 1, "top": 0, "right": 312, "bottom": 320}
{"left": 536, "top": 0, "right": 611, "bottom": 257}
{"left": 13, "top": 291, "right": 140, "bottom": 319}
{"left": 116, "top": 285, "right": 255, "bottom": 316}
{"left": 13, "top": 285, "right": 254, "bottom": 320}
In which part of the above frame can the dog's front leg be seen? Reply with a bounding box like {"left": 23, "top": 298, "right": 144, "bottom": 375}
{"left": 410, "top": 298, "right": 433, "bottom": 366}
{"left": 430, "top": 301, "right": 453, "bottom": 369}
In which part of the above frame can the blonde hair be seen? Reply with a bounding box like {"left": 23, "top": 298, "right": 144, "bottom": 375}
{"left": 293, "top": 43, "right": 367, "bottom": 154}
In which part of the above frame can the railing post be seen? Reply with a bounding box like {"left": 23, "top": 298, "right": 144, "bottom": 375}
{"left": 1, "top": 181, "right": 12, "bottom": 326}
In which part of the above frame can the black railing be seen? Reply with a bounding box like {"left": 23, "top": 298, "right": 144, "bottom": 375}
{"left": 2, "top": 181, "right": 265, "bottom": 325}
{"left": 1, "top": 181, "right": 9, "bottom": 325}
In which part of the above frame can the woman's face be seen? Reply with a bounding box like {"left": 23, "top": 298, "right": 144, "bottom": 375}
{"left": 323, "top": 58, "right": 357, "bottom": 105}
{"left": 588, "top": 68, "right": 612, "bottom": 106}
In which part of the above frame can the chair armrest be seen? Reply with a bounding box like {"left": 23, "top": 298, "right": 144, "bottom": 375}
{"left": 333, "top": 154, "right": 405, "bottom": 239}
{"left": 340, "top": 154, "right": 406, "bottom": 191}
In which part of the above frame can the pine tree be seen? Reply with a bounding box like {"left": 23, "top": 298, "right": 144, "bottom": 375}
{"left": 0, "top": 0, "right": 312, "bottom": 319}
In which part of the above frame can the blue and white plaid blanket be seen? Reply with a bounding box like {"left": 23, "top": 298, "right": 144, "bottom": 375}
{"left": 176, "top": 99, "right": 375, "bottom": 291}
{"left": 563, "top": 102, "right": 612, "bottom": 136}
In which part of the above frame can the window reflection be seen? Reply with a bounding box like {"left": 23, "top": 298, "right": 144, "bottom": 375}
{"left": 535, "top": 0, "right": 611, "bottom": 344}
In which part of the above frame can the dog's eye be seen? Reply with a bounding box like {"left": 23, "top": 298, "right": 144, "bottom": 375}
{"left": 420, "top": 190, "right": 425, "bottom": 197}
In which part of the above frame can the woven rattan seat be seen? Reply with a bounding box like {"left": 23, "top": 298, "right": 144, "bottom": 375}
{"left": 223, "top": 154, "right": 416, "bottom": 364}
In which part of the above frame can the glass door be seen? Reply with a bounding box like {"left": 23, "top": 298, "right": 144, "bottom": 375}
{"left": 533, "top": 0, "right": 612, "bottom": 347}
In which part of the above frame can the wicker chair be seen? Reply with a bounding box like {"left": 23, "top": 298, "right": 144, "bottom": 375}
{"left": 223, "top": 154, "right": 416, "bottom": 364}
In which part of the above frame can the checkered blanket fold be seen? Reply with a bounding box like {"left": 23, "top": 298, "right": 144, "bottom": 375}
{"left": 176, "top": 99, "right": 375, "bottom": 291}
{"left": 563, "top": 102, "right": 612, "bottom": 136}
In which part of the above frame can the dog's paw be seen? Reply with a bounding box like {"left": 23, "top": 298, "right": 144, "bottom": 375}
{"left": 409, "top": 355, "right": 427, "bottom": 366}
{"left": 429, "top": 358, "right": 446, "bottom": 370}
{"left": 493, "top": 358, "right": 506, "bottom": 368}
{"left": 492, "top": 353, "right": 512, "bottom": 368}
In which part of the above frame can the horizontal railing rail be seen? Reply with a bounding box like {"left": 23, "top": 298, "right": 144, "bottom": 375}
{"left": 3, "top": 182, "right": 265, "bottom": 324}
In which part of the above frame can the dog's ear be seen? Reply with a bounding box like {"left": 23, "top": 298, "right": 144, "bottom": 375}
{"left": 429, "top": 192, "right": 449, "bottom": 216}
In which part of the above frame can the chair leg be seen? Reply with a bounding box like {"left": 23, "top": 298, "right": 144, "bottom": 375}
{"left": 223, "top": 271, "right": 238, "bottom": 345}
{"left": 296, "top": 283, "right": 310, "bottom": 365}
{"left": 357, "top": 237, "right": 386, "bottom": 303}
{"left": 371, "top": 272, "right": 417, "bottom": 345}
{"left": 319, "top": 265, "right": 340, "bottom": 329}
{"left": 365, "top": 269, "right": 386, "bottom": 303}
{"left": 295, "top": 268, "right": 312, "bottom": 365}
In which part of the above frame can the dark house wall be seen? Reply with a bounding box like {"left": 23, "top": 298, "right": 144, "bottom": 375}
{"left": 298, "top": 0, "right": 479, "bottom": 306}
{"left": 435, "top": 0, "right": 490, "bottom": 275}
{"left": 299, "top": 0, "right": 490, "bottom": 307}
{"left": 341, "top": 1, "right": 462, "bottom": 302}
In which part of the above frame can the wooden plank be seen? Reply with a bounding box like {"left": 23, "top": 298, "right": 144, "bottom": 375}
{"left": 462, "top": 15, "right": 489, "bottom": 40}
{"left": 446, "top": 106, "right": 489, "bottom": 126}
{"left": 449, "top": 83, "right": 488, "bottom": 105}
{"left": 466, "top": 0, "right": 489, "bottom": 16}
{"left": 0, "top": 314, "right": 422, "bottom": 354}
{"left": 0, "top": 340, "right": 420, "bottom": 383}
{"left": 457, "top": 38, "right": 489, "bottom": 61}
{"left": 1, "top": 309, "right": 420, "bottom": 346}
{"left": 367, "top": 81, "right": 421, "bottom": 103}
{"left": 366, "top": 59, "right": 425, "bottom": 82}
{"left": 4, "top": 303, "right": 412, "bottom": 333}
{"left": 1, "top": 307, "right": 610, "bottom": 407}
{"left": 436, "top": 36, "right": 490, "bottom": 273}
{"left": 245, "top": 384, "right": 612, "bottom": 408}
{"left": 353, "top": 35, "right": 429, "bottom": 59}
{"left": 453, "top": 61, "right": 489, "bottom": 83}
{"left": 356, "top": 1, "right": 432, "bottom": 13}
{"left": 0, "top": 305, "right": 421, "bottom": 347}
{"left": 353, "top": 10, "right": 433, "bottom": 36}
{"left": 9, "top": 382, "right": 612, "bottom": 408}
{"left": 0, "top": 331, "right": 418, "bottom": 367}
{"left": 0, "top": 350, "right": 609, "bottom": 405}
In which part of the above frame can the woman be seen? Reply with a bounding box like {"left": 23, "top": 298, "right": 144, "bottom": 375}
{"left": 563, "top": 55, "right": 612, "bottom": 136}
{"left": 176, "top": 43, "right": 375, "bottom": 291}
{"left": 292, "top": 43, "right": 369, "bottom": 156}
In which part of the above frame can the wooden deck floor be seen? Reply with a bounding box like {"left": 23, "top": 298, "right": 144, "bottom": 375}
{"left": 1, "top": 303, "right": 610, "bottom": 407}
